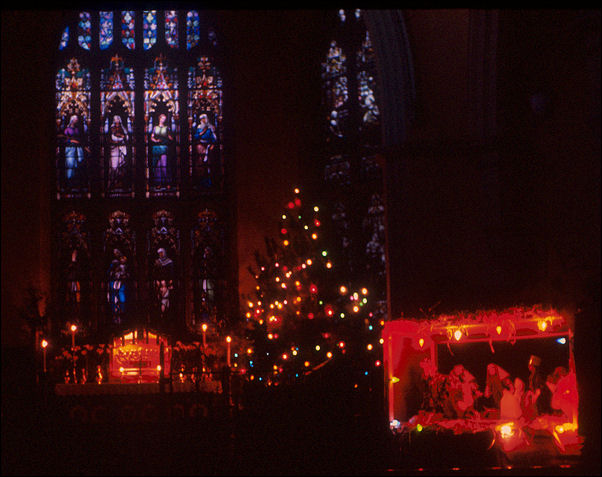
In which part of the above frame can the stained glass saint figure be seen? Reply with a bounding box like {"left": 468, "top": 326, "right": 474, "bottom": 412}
{"left": 192, "top": 113, "right": 217, "bottom": 185}
{"left": 61, "top": 114, "right": 85, "bottom": 183}
{"left": 108, "top": 115, "right": 128, "bottom": 188}
{"left": 153, "top": 247, "right": 174, "bottom": 316}
{"left": 150, "top": 112, "right": 174, "bottom": 188}
{"left": 108, "top": 248, "right": 129, "bottom": 324}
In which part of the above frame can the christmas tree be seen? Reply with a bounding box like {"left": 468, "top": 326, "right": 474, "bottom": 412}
{"left": 241, "top": 187, "right": 385, "bottom": 390}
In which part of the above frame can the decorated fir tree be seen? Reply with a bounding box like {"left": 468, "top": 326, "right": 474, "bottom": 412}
{"left": 241, "top": 187, "right": 385, "bottom": 390}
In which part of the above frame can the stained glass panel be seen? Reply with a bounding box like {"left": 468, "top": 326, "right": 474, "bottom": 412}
{"left": 56, "top": 58, "right": 91, "bottom": 199}
{"left": 321, "top": 40, "right": 349, "bottom": 140}
{"left": 186, "top": 10, "right": 200, "bottom": 49}
{"left": 59, "top": 26, "right": 69, "bottom": 50}
{"left": 144, "top": 55, "right": 180, "bottom": 197}
{"left": 320, "top": 10, "right": 386, "bottom": 304}
{"left": 78, "top": 12, "right": 91, "bottom": 50}
{"left": 188, "top": 56, "right": 223, "bottom": 191}
{"left": 148, "top": 210, "right": 179, "bottom": 326}
{"left": 192, "top": 209, "right": 223, "bottom": 327}
{"left": 143, "top": 10, "right": 157, "bottom": 50}
{"left": 61, "top": 211, "right": 91, "bottom": 330}
{"left": 357, "top": 30, "right": 380, "bottom": 132}
{"left": 99, "top": 11, "right": 113, "bottom": 50}
{"left": 104, "top": 211, "right": 136, "bottom": 327}
{"left": 121, "top": 11, "right": 135, "bottom": 50}
{"left": 165, "top": 10, "right": 178, "bottom": 48}
{"left": 101, "top": 55, "right": 136, "bottom": 197}
{"left": 363, "top": 193, "right": 386, "bottom": 279}
{"left": 208, "top": 27, "right": 217, "bottom": 47}
{"left": 324, "top": 155, "right": 351, "bottom": 186}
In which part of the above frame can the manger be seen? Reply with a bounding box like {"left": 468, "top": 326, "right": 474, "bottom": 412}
{"left": 382, "top": 305, "right": 582, "bottom": 468}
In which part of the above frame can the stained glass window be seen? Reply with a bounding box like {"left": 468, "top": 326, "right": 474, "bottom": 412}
{"left": 320, "top": 9, "right": 385, "bottom": 307}
{"left": 363, "top": 193, "right": 386, "bottom": 278}
{"left": 59, "top": 26, "right": 69, "bottom": 50}
{"left": 99, "top": 11, "right": 113, "bottom": 50}
{"left": 104, "top": 211, "right": 136, "bottom": 327}
{"left": 165, "top": 11, "right": 178, "bottom": 48}
{"left": 192, "top": 209, "right": 223, "bottom": 329}
{"left": 148, "top": 210, "right": 179, "bottom": 328}
{"left": 101, "top": 55, "right": 135, "bottom": 197}
{"left": 187, "top": 10, "right": 200, "bottom": 49}
{"left": 121, "top": 11, "right": 135, "bottom": 50}
{"left": 356, "top": 30, "right": 380, "bottom": 145}
{"left": 322, "top": 40, "right": 349, "bottom": 141}
{"left": 55, "top": 57, "right": 91, "bottom": 199}
{"left": 60, "top": 211, "right": 91, "bottom": 330}
{"left": 188, "top": 56, "right": 223, "bottom": 191}
{"left": 78, "top": 12, "right": 91, "bottom": 50}
{"left": 143, "top": 10, "right": 157, "bottom": 50}
{"left": 144, "top": 54, "right": 180, "bottom": 197}
{"left": 54, "top": 10, "right": 227, "bottom": 336}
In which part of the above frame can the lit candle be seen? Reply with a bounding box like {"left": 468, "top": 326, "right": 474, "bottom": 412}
{"left": 226, "top": 336, "right": 232, "bottom": 367}
{"left": 202, "top": 323, "right": 207, "bottom": 348}
{"left": 70, "top": 324, "right": 77, "bottom": 348}
{"left": 41, "top": 339, "right": 48, "bottom": 373}
{"left": 70, "top": 324, "right": 77, "bottom": 382}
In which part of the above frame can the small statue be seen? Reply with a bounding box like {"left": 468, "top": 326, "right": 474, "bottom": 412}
{"left": 95, "top": 365, "right": 103, "bottom": 384}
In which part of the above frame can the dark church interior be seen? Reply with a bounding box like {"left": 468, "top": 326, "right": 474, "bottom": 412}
{"left": 2, "top": 9, "right": 600, "bottom": 475}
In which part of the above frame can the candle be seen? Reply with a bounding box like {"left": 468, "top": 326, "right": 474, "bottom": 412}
{"left": 41, "top": 339, "right": 48, "bottom": 373}
{"left": 226, "top": 336, "right": 232, "bottom": 367}
{"left": 70, "top": 324, "right": 77, "bottom": 382}
{"left": 70, "top": 324, "right": 77, "bottom": 348}
{"left": 201, "top": 323, "right": 207, "bottom": 348}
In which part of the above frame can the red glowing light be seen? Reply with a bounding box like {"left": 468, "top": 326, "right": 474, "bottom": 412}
{"left": 287, "top": 202, "right": 295, "bottom": 209}
{"left": 294, "top": 198, "right": 301, "bottom": 207}
{"left": 281, "top": 228, "right": 287, "bottom": 235}
{"left": 307, "top": 313, "right": 315, "bottom": 320}
{"left": 314, "top": 219, "right": 321, "bottom": 227}
{"left": 309, "top": 284, "right": 318, "bottom": 294}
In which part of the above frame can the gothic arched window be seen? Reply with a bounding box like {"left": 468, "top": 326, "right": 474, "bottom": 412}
{"left": 320, "top": 9, "right": 386, "bottom": 304}
{"left": 52, "top": 10, "right": 228, "bottom": 338}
